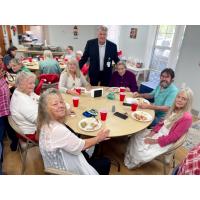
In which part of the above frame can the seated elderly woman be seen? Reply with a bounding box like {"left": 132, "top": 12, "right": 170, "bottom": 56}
{"left": 59, "top": 58, "right": 91, "bottom": 95}
{"left": 38, "top": 88, "right": 111, "bottom": 175}
{"left": 10, "top": 71, "right": 39, "bottom": 141}
{"left": 10, "top": 58, "right": 30, "bottom": 74}
{"left": 39, "top": 50, "right": 61, "bottom": 75}
{"left": 124, "top": 87, "right": 193, "bottom": 169}
{"left": 109, "top": 61, "right": 138, "bottom": 92}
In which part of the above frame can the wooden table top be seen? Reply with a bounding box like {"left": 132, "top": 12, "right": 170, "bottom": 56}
{"left": 62, "top": 88, "right": 155, "bottom": 138}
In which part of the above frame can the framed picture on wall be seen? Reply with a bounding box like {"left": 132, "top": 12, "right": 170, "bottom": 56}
{"left": 130, "top": 28, "right": 137, "bottom": 39}
{"left": 73, "top": 25, "right": 78, "bottom": 39}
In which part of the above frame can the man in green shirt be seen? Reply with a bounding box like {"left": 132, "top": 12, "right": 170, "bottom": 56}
{"left": 133, "top": 68, "right": 178, "bottom": 126}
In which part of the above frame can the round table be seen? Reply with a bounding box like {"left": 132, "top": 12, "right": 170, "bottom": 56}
{"left": 62, "top": 88, "right": 155, "bottom": 137}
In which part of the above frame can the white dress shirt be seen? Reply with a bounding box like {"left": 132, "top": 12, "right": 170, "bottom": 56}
{"left": 99, "top": 42, "right": 106, "bottom": 71}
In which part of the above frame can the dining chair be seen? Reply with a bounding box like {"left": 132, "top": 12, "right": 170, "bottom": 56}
{"left": 44, "top": 167, "right": 73, "bottom": 175}
{"left": 8, "top": 116, "right": 38, "bottom": 174}
{"left": 156, "top": 133, "right": 187, "bottom": 175}
{"left": 35, "top": 73, "right": 59, "bottom": 95}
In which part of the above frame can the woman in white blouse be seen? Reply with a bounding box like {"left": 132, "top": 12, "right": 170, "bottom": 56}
{"left": 37, "top": 88, "right": 111, "bottom": 175}
{"left": 10, "top": 71, "right": 39, "bottom": 141}
{"left": 59, "top": 59, "right": 91, "bottom": 95}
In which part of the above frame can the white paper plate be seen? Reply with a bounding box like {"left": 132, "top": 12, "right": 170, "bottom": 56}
{"left": 131, "top": 111, "right": 153, "bottom": 122}
{"left": 134, "top": 98, "right": 150, "bottom": 104}
{"left": 124, "top": 97, "right": 137, "bottom": 104}
{"left": 78, "top": 118, "right": 102, "bottom": 132}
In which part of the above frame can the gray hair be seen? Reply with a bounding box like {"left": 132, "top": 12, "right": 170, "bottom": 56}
{"left": 37, "top": 88, "right": 67, "bottom": 134}
{"left": 97, "top": 25, "right": 108, "bottom": 33}
{"left": 116, "top": 61, "right": 127, "bottom": 69}
{"left": 43, "top": 50, "right": 53, "bottom": 60}
{"left": 15, "top": 71, "right": 36, "bottom": 88}
{"left": 165, "top": 87, "right": 193, "bottom": 129}
{"left": 9, "top": 58, "right": 22, "bottom": 65}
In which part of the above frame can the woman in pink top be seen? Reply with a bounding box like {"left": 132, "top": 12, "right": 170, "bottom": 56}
{"left": 124, "top": 87, "right": 193, "bottom": 169}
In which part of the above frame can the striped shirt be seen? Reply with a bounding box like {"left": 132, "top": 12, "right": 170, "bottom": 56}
{"left": 0, "top": 78, "right": 10, "bottom": 117}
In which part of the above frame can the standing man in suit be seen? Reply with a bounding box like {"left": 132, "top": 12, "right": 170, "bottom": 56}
{"left": 79, "top": 26, "right": 119, "bottom": 86}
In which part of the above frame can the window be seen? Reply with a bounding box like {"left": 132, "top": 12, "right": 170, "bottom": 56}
{"left": 148, "top": 25, "right": 176, "bottom": 83}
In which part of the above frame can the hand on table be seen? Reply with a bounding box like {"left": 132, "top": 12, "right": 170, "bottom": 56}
{"left": 125, "top": 87, "right": 131, "bottom": 92}
{"left": 96, "top": 129, "right": 110, "bottom": 143}
{"left": 138, "top": 103, "right": 151, "bottom": 109}
{"left": 67, "top": 89, "right": 80, "bottom": 96}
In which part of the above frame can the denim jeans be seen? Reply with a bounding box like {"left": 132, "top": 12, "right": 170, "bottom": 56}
{"left": 0, "top": 116, "right": 6, "bottom": 162}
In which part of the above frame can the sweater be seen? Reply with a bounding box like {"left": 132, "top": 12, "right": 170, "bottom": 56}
{"left": 153, "top": 112, "right": 192, "bottom": 147}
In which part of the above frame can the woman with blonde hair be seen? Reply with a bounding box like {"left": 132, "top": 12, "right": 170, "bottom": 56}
{"left": 37, "top": 88, "right": 111, "bottom": 174}
{"left": 59, "top": 58, "right": 91, "bottom": 95}
{"left": 124, "top": 87, "right": 193, "bottom": 169}
{"left": 39, "top": 50, "right": 61, "bottom": 75}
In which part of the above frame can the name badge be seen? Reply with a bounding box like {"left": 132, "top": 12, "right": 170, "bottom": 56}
{"left": 107, "top": 61, "right": 111, "bottom": 67}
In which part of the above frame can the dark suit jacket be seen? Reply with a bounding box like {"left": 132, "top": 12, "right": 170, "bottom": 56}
{"left": 79, "top": 38, "right": 119, "bottom": 82}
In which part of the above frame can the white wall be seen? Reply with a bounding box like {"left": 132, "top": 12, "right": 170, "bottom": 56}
{"left": 175, "top": 25, "right": 200, "bottom": 112}
{"left": 46, "top": 25, "right": 98, "bottom": 51}
{"left": 118, "top": 25, "right": 150, "bottom": 64}
{"left": 45, "top": 25, "right": 153, "bottom": 67}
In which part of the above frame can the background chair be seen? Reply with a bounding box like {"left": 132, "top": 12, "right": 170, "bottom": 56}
{"left": 35, "top": 73, "right": 59, "bottom": 95}
{"left": 8, "top": 116, "right": 38, "bottom": 174}
{"left": 156, "top": 133, "right": 187, "bottom": 175}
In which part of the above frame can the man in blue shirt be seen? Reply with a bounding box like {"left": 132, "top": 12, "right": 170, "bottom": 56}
{"left": 133, "top": 68, "right": 178, "bottom": 126}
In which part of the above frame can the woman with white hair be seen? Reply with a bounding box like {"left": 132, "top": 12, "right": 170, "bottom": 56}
{"left": 38, "top": 88, "right": 111, "bottom": 174}
{"left": 39, "top": 50, "right": 61, "bottom": 75}
{"left": 124, "top": 87, "right": 193, "bottom": 169}
{"left": 59, "top": 58, "right": 91, "bottom": 95}
{"left": 10, "top": 71, "right": 39, "bottom": 141}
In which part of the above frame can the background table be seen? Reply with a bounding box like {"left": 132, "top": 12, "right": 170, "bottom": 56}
{"left": 62, "top": 88, "right": 155, "bottom": 137}
{"left": 23, "top": 61, "right": 66, "bottom": 71}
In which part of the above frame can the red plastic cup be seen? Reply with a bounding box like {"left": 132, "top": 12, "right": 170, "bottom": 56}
{"left": 28, "top": 57, "right": 32, "bottom": 62}
{"left": 75, "top": 88, "right": 81, "bottom": 95}
{"left": 119, "top": 92, "right": 125, "bottom": 102}
{"left": 120, "top": 87, "right": 125, "bottom": 92}
{"left": 131, "top": 103, "right": 138, "bottom": 111}
{"left": 100, "top": 110, "right": 107, "bottom": 121}
{"left": 72, "top": 96, "right": 79, "bottom": 107}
